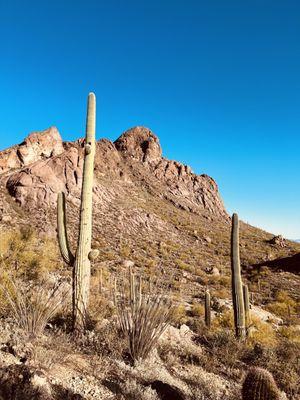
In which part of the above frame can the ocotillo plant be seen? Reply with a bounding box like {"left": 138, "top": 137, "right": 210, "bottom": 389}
{"left": 231, "top": 213, "right": 246, "bottom": 339}
{"left": 57, "top": 92, "right": 98, "bottom": 331}
{"left": 243, "top": 283, "right": 250, "bottom": 333}
{"left": 205, "top": 289, "right": 211, "bottom": 328}
{"left": 242, "top": 367, "right": 281, "bottom": 400}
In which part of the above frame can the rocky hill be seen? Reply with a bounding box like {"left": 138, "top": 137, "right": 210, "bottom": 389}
{"left": 0, "top": 126, "right": 226, "bottom": 215}
{"left": 0, "top": 126, "right": 299, "bottom": 296}
{"left": 0, "top": 126, "right": 299, "bottom": 400}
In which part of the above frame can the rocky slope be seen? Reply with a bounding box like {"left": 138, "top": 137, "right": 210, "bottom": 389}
{"left": 0, "top": 126, "right": 299, "bottom": 291}
{"left": 0, "top": 126, "right": 226, "bottom": 217}
{"left": 0, "top": 126, "right": 299, "bottom": 400}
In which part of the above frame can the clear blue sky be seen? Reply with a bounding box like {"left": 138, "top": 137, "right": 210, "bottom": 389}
{"left": 0, "top": 0, "right": 299, "bottom": 238}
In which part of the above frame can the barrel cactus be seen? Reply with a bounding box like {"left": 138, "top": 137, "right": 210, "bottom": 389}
{"left": 242, "top": 367, "right": 281, "bottom": 400}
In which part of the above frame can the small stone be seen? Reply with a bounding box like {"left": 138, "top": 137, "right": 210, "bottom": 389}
{"left": 123, "top": 260, "right": 135, "bottom": 268}
{"left": 1, "top": 215, "right": 12, "bottom": 223}
{"left": 205, "top": 266, "right": 220, "bottom": 276}
{"left": 203, "top": 236, "right": 212, "bottom": 244}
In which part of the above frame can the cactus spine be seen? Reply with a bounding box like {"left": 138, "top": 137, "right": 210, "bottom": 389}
{"left": 231, "top": 213, "right": 246, "bottom": 339}
{"left": 57, "top": 93, "right": 98, "bottom": 331}
{"left": 242, "top": 367, "right": 281, "bottom": 400}
{"left": 205, "top": 289, "right": 211, "bottom": 328}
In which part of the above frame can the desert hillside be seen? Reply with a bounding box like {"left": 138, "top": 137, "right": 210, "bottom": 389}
{"left": 0, "top": 126, "right": 299, "bottom": 400}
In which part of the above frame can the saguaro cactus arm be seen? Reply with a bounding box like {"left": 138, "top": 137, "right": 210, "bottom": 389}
{"left": 57, "top": 192, "right": 74, "bottom": 265}
{"left": 231, "top": 213, "right": 246, "bottom": 339}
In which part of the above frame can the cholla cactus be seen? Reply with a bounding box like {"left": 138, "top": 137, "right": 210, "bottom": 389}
{"left": 242, "top": 367, "right": 281, "bottom": 400}
{"left": 231, "top": 213, "right": 246, "bottom": 339}
{"left": 57, "top": 93, "right": 98, "bottom": 331}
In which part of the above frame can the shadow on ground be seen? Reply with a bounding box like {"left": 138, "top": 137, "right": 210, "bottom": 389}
{"left": 253, "top": 253, "right": 300, "bottom": 274}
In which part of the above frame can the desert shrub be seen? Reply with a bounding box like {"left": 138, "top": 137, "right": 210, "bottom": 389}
{"left": 212, "top": 311, "right": 277, "bottom": 348}
{"left": 194, "top": 329, "right": 245, "bottom": 378}
{"left": 190, "top": 303, "right": 205, "bottom": 318}
{"left": 266, "top": 290, "right": 297, "bottom": 321}
{"left": 213, "top": 287, "right": 229, "bottom": 299}
{"left": 0, "top": 228, "right": 60, "bottom": 281}
{"left": 0, "top": 277, "right": 70, "bottom": 336}
{"left": 278, "top": 325, "right": 300, "bottom": 343}
{"left": 188, "top": 317, "right": 207, "bottom": 336}
{"left": 3, "top": 327, "right": 73, "bottom": 374}
{"left": 120, "top": 379, "right": 159, "bottom": 400}
{"left": 247, "top": 315, "right": 278, "bottom": 347}
{"left": 171, "top": 303, "right": 187, "bottom": 325}
{"left": 88, "top": 295, "right": 115, "bottom": 323}
{"left": 212, "top": 310, "right": 234, "bottom": 330}
{"left": 218, "top": 275, "right": 231, "bottom": 286}
{"left": 272, "top": 340, "right": 300, "bottom": 398}
{"left": 275, "top": 290, "right": 296, "bottom": 305}
{"left": 115, "top": 271, "right": 174, "bottom": 362}
{"left": 193, "top": 317, "right": 294, "bottom": 393}
{"left": 176, "top": 259, "right": 193, "bottom": 272}
{"left": 74, "top": 321, "right": 126, "bottom": 360}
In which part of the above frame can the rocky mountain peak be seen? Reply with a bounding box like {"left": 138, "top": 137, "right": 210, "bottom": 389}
{"left": 114, "top": 126, "right": 162, "bottom": 163}
{"left": 0, "top": 126, "right": 227, "bottom": 220}
{"left": 0, "top": 127, "right": 64, "bottom": 173}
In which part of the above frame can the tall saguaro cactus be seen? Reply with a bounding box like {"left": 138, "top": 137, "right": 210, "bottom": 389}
{"left": 231, "top": 213, "right": 246, "bottom": 339}
{"left": 57, "top": 92, "right": 98, "bottom": 331}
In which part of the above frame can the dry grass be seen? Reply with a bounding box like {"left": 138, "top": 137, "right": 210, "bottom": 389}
{"left": 0, "top": 227, "right": 60, "bottom": 281}
{"left": 0, "top": 277, "right": 70, "bottom": 336}
{"left": 266, "top": 290, "right": 297, "bottom": 321}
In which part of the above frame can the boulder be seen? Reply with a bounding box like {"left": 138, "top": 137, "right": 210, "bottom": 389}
{"left": 114, "top": 126, "right": 162, "bottom": 163}
{"left": 0, "top": 127, "right": 64, "bottom": 174}
{"left": 268, "top": 235, "right": 287, "bottom": 248}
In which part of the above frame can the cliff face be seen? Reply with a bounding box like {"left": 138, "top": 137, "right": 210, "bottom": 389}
{"left": 0, "top": 126, "right": 227, "bottom": 218}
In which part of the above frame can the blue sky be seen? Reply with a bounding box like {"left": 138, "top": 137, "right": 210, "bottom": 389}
{"left": 0, "top": 0, "right": 299, "bottom": 238}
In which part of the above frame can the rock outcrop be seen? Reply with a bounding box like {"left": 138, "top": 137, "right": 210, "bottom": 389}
{"left": 268, "top": 235, "right": 287, "bottom": 247}
{"left": 0, "top": 127, "right": 64, "bottom": 174}
{"left": 114, "top": 126, "right": 162, "bottom": 163}
{"left": 0, "top": 126, "right": 227, "bottom": 217}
